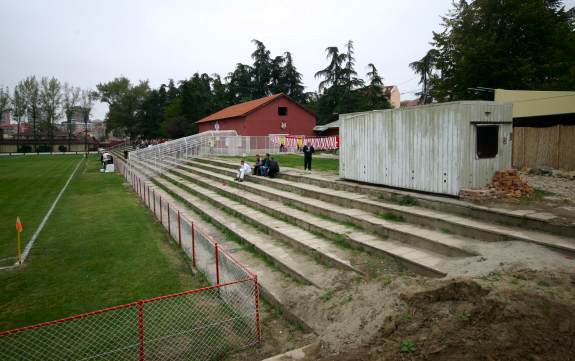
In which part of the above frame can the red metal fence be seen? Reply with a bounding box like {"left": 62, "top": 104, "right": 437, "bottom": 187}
{"left": 0, "top": 159, "right": 260, "bottom": 361}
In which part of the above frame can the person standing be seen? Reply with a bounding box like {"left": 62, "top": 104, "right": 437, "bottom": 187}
{"left": 302, "top": 142, "right": 314, "bottom": 172}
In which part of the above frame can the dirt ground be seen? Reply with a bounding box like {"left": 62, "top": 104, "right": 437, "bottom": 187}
{"left": 474, "top": 172, "right": 575, "bottom": 223}
{"left": 302, "top": 268, "right": 575, "bottom": 361}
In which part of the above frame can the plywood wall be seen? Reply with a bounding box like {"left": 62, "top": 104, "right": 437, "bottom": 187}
{"left": 513, "top": 125, "right": 575, "bottom": 170}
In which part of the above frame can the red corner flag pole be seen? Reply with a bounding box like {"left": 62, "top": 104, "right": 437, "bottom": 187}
{"left": 16, "top": 217, "right": 23, "bottom": 264}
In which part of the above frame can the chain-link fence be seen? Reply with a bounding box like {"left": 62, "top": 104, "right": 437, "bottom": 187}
{"left": 0, "top": 160, "right": 260, "bottom": 361}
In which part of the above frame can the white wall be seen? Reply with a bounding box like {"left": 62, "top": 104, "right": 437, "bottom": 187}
{"left": 340, "top": 101, "right": 512, "bottom": 196}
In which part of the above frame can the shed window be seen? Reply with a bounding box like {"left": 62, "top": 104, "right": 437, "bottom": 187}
{"left": 476, "top": 125, "right": 499, "bottom": 158}
{"left": 278, "top": 107, "right": 288, "bottom": 116}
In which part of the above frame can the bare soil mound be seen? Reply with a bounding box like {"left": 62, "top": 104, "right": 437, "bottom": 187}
{"left": 317, "top": 270, "right": 575, "bottom": 361}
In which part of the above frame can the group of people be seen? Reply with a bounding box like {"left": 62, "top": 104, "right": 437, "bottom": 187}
{"left": 132, "top": 138, "right": 169, "bottom": 150}
{"left": 235, "top": 153, "right": 280, "bottom": 182}
{"left": 234, "top": 142, "right": 315, "bottom": 182}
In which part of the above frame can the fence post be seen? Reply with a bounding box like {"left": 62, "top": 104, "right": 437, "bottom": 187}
{"left": 159, "top": 196, "right": 163, "bottom": 225}
{"left": 138, "top": 301, "right": 145, "bottom": 361}
{"left": 177, "top": 210, "right": 182, "bottom": 247}
{"left": 153, "top": 190, "right": 156, "bottom": 215}
{"left": 147, "top": 186, "right": 150, "bottom": 207}
{"left": 191, "top": 223, "right": 196, "bottom": 267}
{"left": 215, "top": 242, "right": 220, "bottom": 285}
{"left": 254, "top": 275, "right": 261, "bottom": 344}
{"left": 167, "top": 203, "right": 171, "bottom": 235}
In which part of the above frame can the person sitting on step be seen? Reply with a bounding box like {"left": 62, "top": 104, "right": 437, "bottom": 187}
{"left": 260, "top": 153, "right": 271, "bottom": 176}
{"left": 235, "top": 160, "right": 251, "bottom": 182}
{"left": 253, "top": 154, "right": 262, "bottom": 176}
{"left": 268, "top": 157, "right": 280, "bottom": 178}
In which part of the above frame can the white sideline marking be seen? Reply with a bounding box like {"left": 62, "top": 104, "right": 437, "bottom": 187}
{"left": 18, "top": 158, "right": 84, "bottom": 265}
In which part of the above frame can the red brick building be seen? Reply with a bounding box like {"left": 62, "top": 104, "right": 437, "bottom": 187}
{"left": 197, "top": 93, "right": 316, "bottom": 136}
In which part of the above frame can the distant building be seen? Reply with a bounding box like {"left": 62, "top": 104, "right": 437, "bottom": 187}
{"left": 313, "top": 119, "right": 340, "bottom": 137}
{"left": 197, "top": 93, "right": 316, "bottom": 136}
{"left": 383, "top": 85, "right": 400, "bottom": 108}
{"left": 1, "top": 110, "right": 12, "bottom": 125}
{"left": 400, "top": 99, "right": 420, "bottom": 108}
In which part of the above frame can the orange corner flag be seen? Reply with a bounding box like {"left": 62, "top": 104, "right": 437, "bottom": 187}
{"left": 16, "top": 217, "right": 23, "bottom": 233}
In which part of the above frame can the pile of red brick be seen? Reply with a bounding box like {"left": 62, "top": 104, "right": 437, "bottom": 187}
{"left": 489, "top": 169, "right": 534, "bottom": 198}
{"left": 459, "top": 169, "right": 534, "bottom": 202}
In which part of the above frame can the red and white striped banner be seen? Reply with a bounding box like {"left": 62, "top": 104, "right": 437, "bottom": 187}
{"left": 270, "top": 135, "right": 339, "bottom": 150}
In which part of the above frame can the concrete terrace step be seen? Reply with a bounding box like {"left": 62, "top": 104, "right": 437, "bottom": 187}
{"left": 191, "top": 158, "right": 575, "bottom": 255}
{"left": 122, "top": 163, "right": 318, "bottom": 331}
{"left": 153, "top": 175, "right": 353, "bottom": 289}
{"left": 148, "top": 163, "right": 486, "bottom": 276}
{"left": 163, "top": 164, "right": 455, "bottom": 277}
{"left": 131, "top": 159, "right": 364, "bottom": 282}
{"left": 168, "top": 160, "right": 478, "bottom": 253}
{"left": 195, "top": 157, "right": 575, "bottom": 239}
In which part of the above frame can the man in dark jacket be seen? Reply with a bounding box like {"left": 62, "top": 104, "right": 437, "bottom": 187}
{"left": 268, "top": 157, "right": 280, "bottom": 178}
{"left": 302, "top": 142, "right": 314, "bottom": 172}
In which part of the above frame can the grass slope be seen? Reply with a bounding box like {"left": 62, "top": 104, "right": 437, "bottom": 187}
{"left": 228, "top": 154, "right": 339, "bottom": 172}
{"left": 0, "top": 156, "right": 205, "bottom": 331}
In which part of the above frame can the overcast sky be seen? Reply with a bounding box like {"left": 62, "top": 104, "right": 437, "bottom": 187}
{"left": 2, "top": 0, "right": 575, "bottom": 120}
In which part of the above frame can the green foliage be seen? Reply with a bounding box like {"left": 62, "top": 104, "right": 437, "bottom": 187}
{"left": 379, "top": 213, "right": 405, "bottom": 222}
{"left": 314, "top": 41, "right": 392, "bottom": 124}
{"left": 95, "top": 77, "right": 151, "bottom": 138}
{"left": 397, "top": 195, "right": 418, "bottom": 206}
{"left": 400, "top": 339, "right": 417, "bottom": 353}
{"left": 319, "top": 290, "right": 335, "bottom": 301}
{"left": 458, "top": 311, "right": 473, "bottom": 322}
{"left": 417, "top": 0, "right": 575, "bottom": 102}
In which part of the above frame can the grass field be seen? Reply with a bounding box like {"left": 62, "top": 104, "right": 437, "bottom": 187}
{"left": 0, "top": 155, "right": 83, "bottom": 266}
{"left": 226, "top": 154, "right": 339, "bottom": 172}
{"left": 0, "top": 156, "right": 206, "bottom": 332}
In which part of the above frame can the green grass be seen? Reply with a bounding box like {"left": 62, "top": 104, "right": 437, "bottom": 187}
{"left": 521, "top": 188, "right": 557, "bottom": 203}
{"left": 0, "top": 155, "right": 82, "bottom": 265}
{"left": 378, "top": 212, "right": 405, "bottom": 222}
{"left": 225, "top": 154, "right": 339, "bottom": 172}
{"left": 0, "top": 156, "right": 206, "bottom": 331}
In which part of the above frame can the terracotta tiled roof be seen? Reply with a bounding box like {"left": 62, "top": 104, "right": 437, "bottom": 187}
{"left": 197, "top": 93, "right": 284, "bottom": 124}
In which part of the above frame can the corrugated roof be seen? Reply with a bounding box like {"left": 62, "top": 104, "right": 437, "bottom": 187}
{"left": 197, "top": 93, "right": 284, "bottom": 124}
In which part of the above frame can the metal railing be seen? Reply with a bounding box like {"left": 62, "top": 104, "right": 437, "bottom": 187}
{"left": 129, "top": 131, "right": 339, "bottom": 177}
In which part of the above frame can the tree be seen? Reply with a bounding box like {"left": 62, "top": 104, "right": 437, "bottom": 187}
{"left": 62, "top": 83, "right": 81, "bottom": 151}
{"left": 409, "top": 49, "right": 439, "bottom": 104}
{"left": 364, "top": 63, "right": 391, "bottom": 109}
{"left": 424, "top": 0, "right": 575, "bottom": 101}
{"left": 270, "top": 55, "right": 286, "bottom": 95}
{"left": 39, "top": 77, "right": 62, "bottom": 151}
{"left": 315, "top": 46, "right": 346, "bottom": 93}
{"left": 0, "top": 86, "right": 10, "bottom": 141}
{"left": 12, "top": 85, "right": 26, "bottom": 149}
{"left": 18, "top": 77, "right": 40, "bottom": 151}
{"left": 314, "top": 41, "right": 370, "bottom": 123}
{"left": 96, "top": 78, "right": 150, "bottom": 138}
{"left": 250, "top": 39, "right": 272, "bottom": 98}
{"left": 0, "top": 86, "right": 9, "bottom": 113}
{"left": 226, "top": 63, "right": 253, "bottom": 103}
{"left": 80, "top": 90, "right": 95, "bottom": 155}
{"left": 281, "top": 52, "right": 306, "bottom": 102}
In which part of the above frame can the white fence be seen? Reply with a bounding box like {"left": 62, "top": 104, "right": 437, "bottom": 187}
{"left": 129, "top": 131, "right": 339, "bottom": 177}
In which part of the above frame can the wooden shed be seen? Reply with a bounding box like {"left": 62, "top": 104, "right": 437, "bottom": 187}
{"left": 339, "top": 101, "right": 513, "bottom": 196}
